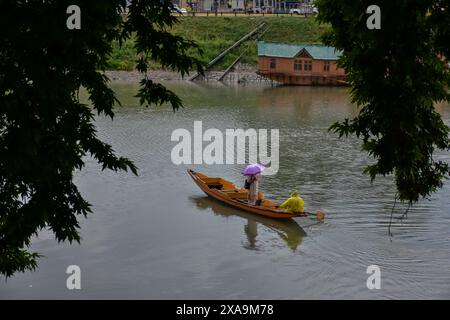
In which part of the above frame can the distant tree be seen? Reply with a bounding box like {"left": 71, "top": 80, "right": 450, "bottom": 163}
{"left": 316, "top": 1, "right": 450, "bottom": 206}
{"left": 0, "top": 0, "right": 203, "bottom": 277}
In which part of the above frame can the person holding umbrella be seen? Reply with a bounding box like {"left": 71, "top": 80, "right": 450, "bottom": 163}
{"left": 242, "top": 164, "right": 265, "bottom": 206}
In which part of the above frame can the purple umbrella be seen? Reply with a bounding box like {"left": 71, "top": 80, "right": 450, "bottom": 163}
{"left": 242, "top": 163, "right": 265, "bottom": 176}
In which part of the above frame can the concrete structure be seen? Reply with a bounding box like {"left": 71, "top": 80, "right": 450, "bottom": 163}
{"left": 231, "top": 0, "right": 245, "bottom": 10}
{"left": 172, "top": 0, "right": 189, "bottom": 8}
{"left": 193, "top": 0, "right": 230, "bottom": 11}
{"left": 251, "top": 0, "right": 313, "bottom": 12}
{"left": 170, "top": 0, "right": 314, "bottom": 12}
{"left": 252, "top": 0, "right": 286, "bottom": 12}
{"left": 257, "top": 41, "right": 347, "bottom": 85}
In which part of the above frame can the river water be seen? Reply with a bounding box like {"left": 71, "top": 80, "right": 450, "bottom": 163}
{"left": 1, "top": 82, "right": 450, "bottom": 299}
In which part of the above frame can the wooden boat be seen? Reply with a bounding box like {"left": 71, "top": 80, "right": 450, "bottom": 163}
{"left": 188, "top": 169, "right": 324, "bottom": 220}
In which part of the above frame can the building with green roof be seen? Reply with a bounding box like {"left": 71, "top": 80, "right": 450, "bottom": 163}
{"left": 257, "top": 41, "right": 342, "bottom": 60}
{"left": 256, "top": 41, "right": 347, "bottom": 86}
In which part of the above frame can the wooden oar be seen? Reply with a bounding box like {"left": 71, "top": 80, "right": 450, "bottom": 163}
{"left": 305, "top": 211, "right": 325, "bottom": 221}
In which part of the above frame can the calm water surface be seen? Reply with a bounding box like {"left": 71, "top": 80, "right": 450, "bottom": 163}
{"left": 1, "top": 82, "right": 450, "bottom": 299}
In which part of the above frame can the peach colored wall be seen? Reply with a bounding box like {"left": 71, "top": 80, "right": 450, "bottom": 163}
{"left": 258, "top": 56, "right": 346, "bottom": 76}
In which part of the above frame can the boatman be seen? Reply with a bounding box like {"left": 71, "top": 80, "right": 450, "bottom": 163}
{"left": 279, "top": 191, "right": 305, "bottom": 213}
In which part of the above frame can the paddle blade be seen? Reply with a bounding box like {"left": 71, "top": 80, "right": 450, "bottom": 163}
{"left": 316, "top": 210, "right": 325, "bottom": 221}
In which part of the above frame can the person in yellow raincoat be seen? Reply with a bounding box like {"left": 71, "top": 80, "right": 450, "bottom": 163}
{"left": 279, "top": 191, "right": 304, "bottom": 213}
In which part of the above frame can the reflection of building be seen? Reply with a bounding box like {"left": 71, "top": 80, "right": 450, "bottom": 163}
{"left": 257, "top": 41, "right": 347, "bottom": 86}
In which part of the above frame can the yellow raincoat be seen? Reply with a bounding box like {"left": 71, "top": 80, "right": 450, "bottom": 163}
{"left": 279, "top": 192, "right": 304, "bottom": 213}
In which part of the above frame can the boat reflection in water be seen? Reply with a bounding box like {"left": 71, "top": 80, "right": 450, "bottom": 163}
{"left": 191, "top": 196, "right": 306, "bottom": 251}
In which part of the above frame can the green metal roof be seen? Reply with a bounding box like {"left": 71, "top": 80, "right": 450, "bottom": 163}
{"left": 257, "top": 41, "right": 342, "bottom": 60}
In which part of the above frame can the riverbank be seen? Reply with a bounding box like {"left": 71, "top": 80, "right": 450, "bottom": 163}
{"left": 106, "top": 63, "right": 274, "bottom": 84}
{"left": 107, "top": 16, "right": 328, "bottom": 71}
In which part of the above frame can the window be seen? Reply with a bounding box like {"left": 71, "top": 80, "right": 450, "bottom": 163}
{"left": 324, "top": 61, "right": 330, "bottom": 72}
{"left": 304, "top": 61, "right": 312, "bottom": 71}
{"left": 270, "top": 58, "right": 276, "bottom": 69}
{"left": 294, "top": 60, "right": 302, "bottom": 71}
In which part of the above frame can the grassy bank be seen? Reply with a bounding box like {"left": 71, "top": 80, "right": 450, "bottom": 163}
{"left": 107, "top": 16, "right": 329, "bottom": 71}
